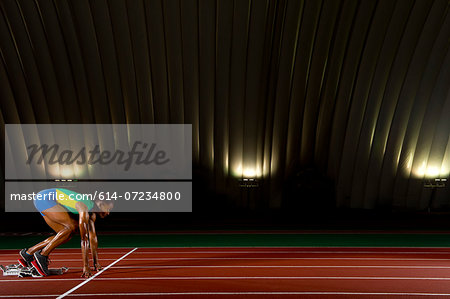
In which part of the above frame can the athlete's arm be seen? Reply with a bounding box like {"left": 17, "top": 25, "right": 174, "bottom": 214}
{"left": 76, "top": 202, "right": 92, "bottom": 278}
{"left": 88, "top": 213, "right": 102, "bottom": 271}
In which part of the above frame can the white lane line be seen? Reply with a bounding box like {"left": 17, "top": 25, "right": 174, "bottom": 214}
{"left": 3, "top": 292, "right": 450, "bottom": 297}
{"left": 4, "top": 246, "right": 450, "bottom": 250}
{"left": 4, "top": 257, "right": 450, "bottom": 262}
{"left": 129, "top": 250, "right": 450, "bottom": 255}
{"left": 61, "top": 292, "right": 450, "bottom": 296}
{"left": 2, "top": 256, "right": 450, "bottom": 262}
{"left": 46, "top": 250, "right": 450, "bottom": 255}
{"left": 7, "top": 276, "right": 450, "bottom": 282}
{"left": 84, "top": 257, "right": 450, "bottom": 261}
{"left": 55, "top": 248, "right": 138, "bottom": 299}
{"left": 45, "top": 248, "right": 450, "bottom": 255}
{"left": 4, "top": 249, "right": 450, "bottom": 255}
{"left": 11, "top": 264, "right": 450, "bottom": 271}
{"left": 108, "top": 265, "right": 450, "bottom": 269}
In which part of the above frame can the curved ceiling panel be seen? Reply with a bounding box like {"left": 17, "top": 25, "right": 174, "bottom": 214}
{"left": 0, "top": 0, "right": 449, "bottom": 210}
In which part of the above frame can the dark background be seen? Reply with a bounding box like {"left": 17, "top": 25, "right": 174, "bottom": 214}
{"left": 1, "top": 0, "right": 449, "bottom": 232}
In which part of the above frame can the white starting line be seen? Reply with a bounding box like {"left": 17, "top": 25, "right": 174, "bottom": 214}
{"left": 55, "top": 247, "right": 138, "bottom": 299}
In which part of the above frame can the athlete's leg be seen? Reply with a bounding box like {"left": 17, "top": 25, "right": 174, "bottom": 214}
{"left": 29, "top": 205, "right": 78, "bottom": 276}
{"left": 39, "top": 205, "right": 77, "bottom": 256}
{"left": 27, "top": 215, "right": 75, "bottom": 254}
{"left": 26, "top": 209, "right": 76, "bottom": 256}
{"left": 26, "top": 235, "right": 55, "bottom": 255}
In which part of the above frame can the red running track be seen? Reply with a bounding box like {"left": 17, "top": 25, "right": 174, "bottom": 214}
{"left": 2, "top": 247, "right": 450, "bottom": 298}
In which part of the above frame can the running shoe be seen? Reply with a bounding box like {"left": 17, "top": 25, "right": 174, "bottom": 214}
{"left": 31, "top": 250, "right": 49, "bottom": 277}
{"left": 18, "top": 248, "right": 34, "bottom": 267}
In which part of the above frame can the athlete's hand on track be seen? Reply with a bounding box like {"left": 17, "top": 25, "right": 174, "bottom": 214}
{"left": 81, "top": 267, "right": 93, "bottom": 278}
{"left": 94, "top": 263, "right": 103, "bottom": 271}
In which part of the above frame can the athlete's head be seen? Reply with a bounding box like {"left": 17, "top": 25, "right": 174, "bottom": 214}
{"left": 95, "top": 200, "right": 113, "bottom": 218}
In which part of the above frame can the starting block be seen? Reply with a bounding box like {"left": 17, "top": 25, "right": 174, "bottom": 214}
{"left": 1, "top": 263, "right": 68, "bottom": 278}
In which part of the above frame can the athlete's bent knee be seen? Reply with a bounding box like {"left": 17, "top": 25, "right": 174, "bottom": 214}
{"left": 66, "top": 223, "right": 76, "bottom": 233}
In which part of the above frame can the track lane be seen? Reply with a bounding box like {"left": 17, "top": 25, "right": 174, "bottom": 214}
{"left": 70, "top": 248, "right": 450, "bottom": 296}
{"left": 3, "top": 247, "right": 450, "bottom": 297}
{"left": 71, "top": 277, "right": 450, "bottom": 294}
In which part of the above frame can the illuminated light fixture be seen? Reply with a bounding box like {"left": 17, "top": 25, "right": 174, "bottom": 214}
{"left": 424, "top": 178, "right": 447, "bottom": 188}
{"left": 54, "top": 178, "right": 77, "bottom": 189}
{"left": 424, "top": 177, "right": 447, "bottom": 213}
{"left": 238, "top": 178, "right": 259, "bottom": 188}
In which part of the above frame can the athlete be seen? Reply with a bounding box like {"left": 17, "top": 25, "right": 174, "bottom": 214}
{"left": 18, "top": 188, "right": 113, "bottom": 278}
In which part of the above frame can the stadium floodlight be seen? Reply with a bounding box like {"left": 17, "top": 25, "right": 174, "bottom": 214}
{"left": 424, "top": 177, "right": 447, "bottom": 213}
{"left": 238, "top": 178, "right": 259, "bottom": 188}
{"left": 424, "top": 178, "right": 447, "bottom": 188}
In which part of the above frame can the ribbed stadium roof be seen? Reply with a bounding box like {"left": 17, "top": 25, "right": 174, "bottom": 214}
{"left": 1, "top": 0, "right": 449, "bottom": 209}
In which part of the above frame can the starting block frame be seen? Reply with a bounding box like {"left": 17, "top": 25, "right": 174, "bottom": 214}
{"left": 1, "top": 263, "right": 68, "bottom": 277}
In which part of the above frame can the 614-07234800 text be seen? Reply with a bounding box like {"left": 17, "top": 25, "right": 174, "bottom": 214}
{"left": 96, "top": 191, "right": 181, "bottom": 201}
